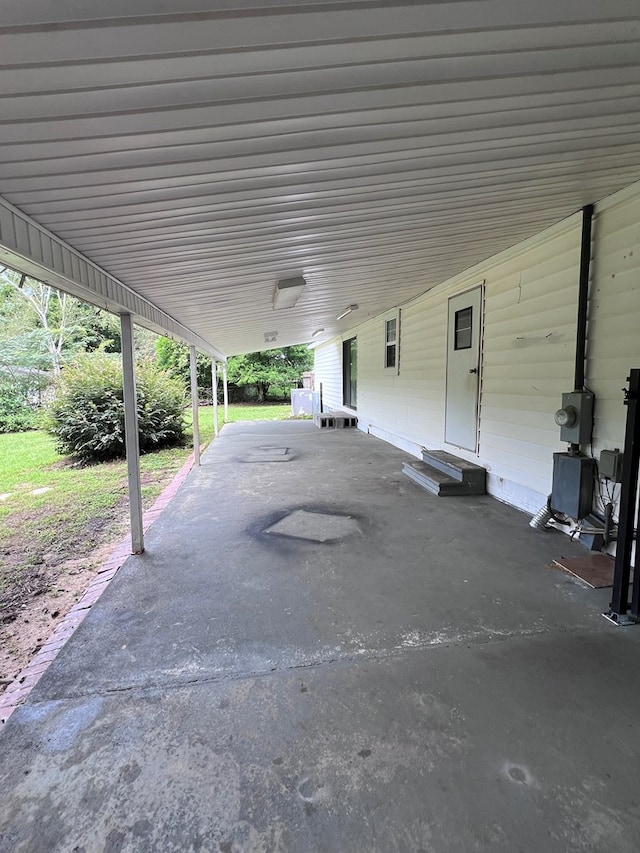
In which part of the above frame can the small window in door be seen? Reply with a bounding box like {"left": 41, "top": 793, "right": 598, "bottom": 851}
{"left": 384, "top": 317, "right": 397, "bottom": 368}
{"left": 454, "top": 306, "right": 472, "bottom": 350}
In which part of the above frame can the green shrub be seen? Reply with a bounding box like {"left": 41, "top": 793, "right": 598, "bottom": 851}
{"left": 0, "top": 382, "right": 38, "bottom": 433}
{"left": 46, "top": 353, "right": 187, "bottom": 463}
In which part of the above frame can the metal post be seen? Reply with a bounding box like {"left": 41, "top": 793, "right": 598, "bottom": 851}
{"left": 223, "top": 363, "right": 229, "bottom": 422}
{"left": 574, "top": 204, "right": 594, "bottom": 392}
{"left": 120, "top": 313, "right": 144, "bottom": 555}
{"left": 631, "top": 483, "right": 640, "bottom": 620}
{"left": 606, "top": 369, "right": 640, "bottom": 624}
{"left": 212, "top": 358, "right": 219, "bottom": 437}
{"left": 189, "top": 345, "right": 201, "bottom": 467}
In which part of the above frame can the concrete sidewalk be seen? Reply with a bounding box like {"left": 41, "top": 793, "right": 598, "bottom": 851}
{"left": 1, "top": 421, "right": 639, "bottom": 852}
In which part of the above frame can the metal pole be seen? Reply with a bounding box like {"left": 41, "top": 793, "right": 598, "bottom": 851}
{"left": 223, "top": 363, "right": 229, "bottom": 422}
{"left": 212, "top": 358, "right": 219, "bottom": 437}
{"left": 606, "top": 369, "right": 640, "bottom": 623}
{"left": 631, "top": 479, "right": 640, "bottom": 620}
{"left": 574, "top": 204, "right": 594, "bottom": 392}
{"left": 189, "top": 345, "right": 201, "bottom": 467}
{"left": 120, "top": 313, "right": 144, "bottom": 555}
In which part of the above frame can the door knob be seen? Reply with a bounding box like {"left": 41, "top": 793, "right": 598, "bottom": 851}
{"left": 469, "top": 368, "right": 478, "bottom": 374}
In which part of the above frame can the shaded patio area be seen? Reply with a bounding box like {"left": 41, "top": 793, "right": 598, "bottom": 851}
{"left": 1, "top": 420, "right": 639, "bottom": 852}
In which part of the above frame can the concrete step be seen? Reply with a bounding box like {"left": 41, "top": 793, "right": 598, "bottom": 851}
{"left": 422, "top": 448, "right": 486, "bottom": 491}
{"left": 402, "top": 460, "right": 485, "bottom": 497}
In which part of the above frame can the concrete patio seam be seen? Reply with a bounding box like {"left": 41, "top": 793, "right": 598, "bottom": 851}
{"left": 9, "top": 620, "right": 605, "bottom": 707}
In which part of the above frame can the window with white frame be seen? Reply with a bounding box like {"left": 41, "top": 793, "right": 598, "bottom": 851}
{"left": 384, "top": 316, "right": 397, "bottom": 369}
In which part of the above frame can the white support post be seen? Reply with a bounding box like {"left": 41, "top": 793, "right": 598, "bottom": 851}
{"left": 120, "top": 313, "right": 144, "bottom": 555}
{"left": 223, "top": 364, "right": 229, "bottom": 422}
{"left": 212, "top": 358, "right": 219, "bottom": 437}
{"left": 190, "top": 345, "right": 201, "bottom": 467}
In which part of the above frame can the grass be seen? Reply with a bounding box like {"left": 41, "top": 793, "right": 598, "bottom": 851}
{"left": 194, "top": 402, "right": 292, "bottom": 429}
{"left": 0, "top": 402, "right": 293, "bottom": 621}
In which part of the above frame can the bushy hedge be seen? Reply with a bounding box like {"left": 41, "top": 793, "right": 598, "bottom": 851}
{"left": 0, "top": 383, "right": 39, "bottom": 433}
{"left": 46, "top": 354, "right": 187, "bottom": 463}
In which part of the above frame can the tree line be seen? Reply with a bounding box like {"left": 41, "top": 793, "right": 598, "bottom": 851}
{"left": 0, "top": 269, "right": 313, "bottom": 440}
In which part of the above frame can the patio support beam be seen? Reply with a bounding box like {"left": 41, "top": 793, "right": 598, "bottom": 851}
{"left": 223, "top": 364, "right": 229, "bottom": 422}
{"left": 212, "top": 359, "right": 219, "bottom": 438}
{"left": 120, "top": 313, "right": 144, "bottom": 555}
{"left": 190, "top": 345, "right": 201, "bottom": 467}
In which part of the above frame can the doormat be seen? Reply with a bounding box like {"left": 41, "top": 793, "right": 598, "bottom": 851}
{"left": 552, "top": 553, "right": 615, "bottom": 588}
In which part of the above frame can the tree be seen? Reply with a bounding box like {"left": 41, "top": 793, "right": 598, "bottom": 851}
{"left": 0, "top": 281, "right": 52, "bottom": 430}
{"left": 155, "top": 337, "right": 212, "bottom": 393}
{"left": 0, "top": 267, "right": 123, "bottom": 373}
{"left": 226, "top": 346, "right": 313, "bottom": 403}
{"left": 1, "top": 269, "right": 80, "bottom": 376}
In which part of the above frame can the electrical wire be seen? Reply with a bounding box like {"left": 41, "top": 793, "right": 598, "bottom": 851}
{"left": 546, "top": 494, "right": 571, "bottom": 526}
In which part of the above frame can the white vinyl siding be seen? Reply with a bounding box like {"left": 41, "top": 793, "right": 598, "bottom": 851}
{"left": 588, "top": 190, "right": 640, "bottom": 456}
{"left": 313, "top": 340, "right": 342, "bottom": 411}
{"left": 315, "top": 178, "right": 640, "bottom": 518}
{"left": 480, "top": 225, "right": 581, "bottom": 505}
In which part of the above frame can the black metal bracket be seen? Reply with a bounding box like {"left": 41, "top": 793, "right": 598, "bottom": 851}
{"left": 604, "top": 369, "right": 640, "bottom": 626}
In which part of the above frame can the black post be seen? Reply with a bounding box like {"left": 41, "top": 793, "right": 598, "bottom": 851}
{"left": 607, "top": 369, "right": 640, "bottom": 622}
{"left": 574, "top": 204, "right": 594, "bottom": 392}
{"left": 631, "top": 456, "right": 640, "bottom": 619}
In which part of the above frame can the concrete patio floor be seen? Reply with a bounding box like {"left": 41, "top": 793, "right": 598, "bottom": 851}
{"left": 1, "top": 420, "right": 639, "bottom": 852}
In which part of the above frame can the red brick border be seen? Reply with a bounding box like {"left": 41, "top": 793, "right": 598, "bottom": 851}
{"left": 0, "top": 451, "right": 197, "bottom": 726}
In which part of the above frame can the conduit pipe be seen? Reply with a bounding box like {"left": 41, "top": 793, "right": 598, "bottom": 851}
{"left": 530, "top": 203, "right": 595, "bottom": 529}
{"left": 574, "top": 204, "right": 594, "bottom": 392}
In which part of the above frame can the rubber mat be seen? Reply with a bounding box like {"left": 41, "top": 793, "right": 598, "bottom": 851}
{"left": 553, "top": 553, "right": 615, "bottom": 588}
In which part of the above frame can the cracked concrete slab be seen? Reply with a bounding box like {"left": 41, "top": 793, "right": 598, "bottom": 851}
{"left": 1, "top": 421, "right": 640, "bottom": 852}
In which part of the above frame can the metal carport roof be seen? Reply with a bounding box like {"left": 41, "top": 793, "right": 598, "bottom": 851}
{"left": 2, "top": 1, "right": 640, "bottom": 356}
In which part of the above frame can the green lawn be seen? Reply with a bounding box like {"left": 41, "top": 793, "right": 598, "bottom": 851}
{"left": 0, "top": 402, "right": 292, "bottom": 619}
{"left": 193, "top": 402, "right": 292, "bottom": 429}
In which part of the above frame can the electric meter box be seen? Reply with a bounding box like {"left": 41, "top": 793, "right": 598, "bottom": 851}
{"left": 551, "top": 452, "right": 596, "bottom": 520}
{"left": 556, "top": 391, "right": 594, "bottom": 445}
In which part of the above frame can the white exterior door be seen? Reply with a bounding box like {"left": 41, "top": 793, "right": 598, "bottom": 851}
{"left": 445, "top": 286, "right": 482, "bottom": 451}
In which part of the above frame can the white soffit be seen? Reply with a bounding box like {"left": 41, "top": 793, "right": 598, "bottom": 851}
{"left": 1, "top": 1, "right": 640, "bottom": 355}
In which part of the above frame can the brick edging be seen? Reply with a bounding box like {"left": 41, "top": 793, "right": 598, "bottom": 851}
{"left": 0, "top": 451, "right": 197, "bottom": 727}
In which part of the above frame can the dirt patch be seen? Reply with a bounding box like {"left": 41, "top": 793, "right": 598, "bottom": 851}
{"left": 0, "top": 446, "right": 193, "bottom": 695}
{"left": 0, "top": 566, "right": 50, "bottom": 621}
{"left": 0, "top": 542, "right": 122, "bottom": 689}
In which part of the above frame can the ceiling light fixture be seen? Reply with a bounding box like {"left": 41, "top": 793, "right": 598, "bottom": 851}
{"left": 311, "top": 328, "right": 324, "bottom": 338}
{"left": 273, "top": 276, "right": 306, "bottom": 310}
{"left": 336, "top": 304, "right": 358, "bottom": 321}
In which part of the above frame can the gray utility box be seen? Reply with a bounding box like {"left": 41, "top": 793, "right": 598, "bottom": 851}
{"left": 551, "top": 452, "right": 596, "bottom": 520}
{"left": 556, "top": 390, "right": 594, "bottom": 445}
{"left": 599, "top": 448, "right": 624, "bottom": 482}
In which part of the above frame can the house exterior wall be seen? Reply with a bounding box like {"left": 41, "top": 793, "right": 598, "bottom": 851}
{"left": 314, "top": 179, "right": 640, "bottom": 520}
{"left": 313, "top": 338, "right": 343, "bottom": 412}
